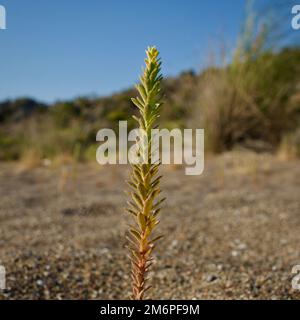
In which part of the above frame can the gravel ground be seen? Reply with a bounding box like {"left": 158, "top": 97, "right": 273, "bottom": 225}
{"left": 0, "top": 151, "right": 300, "bottom": 299}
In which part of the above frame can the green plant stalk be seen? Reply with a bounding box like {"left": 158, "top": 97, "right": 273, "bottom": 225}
{"left": 126, "top": 47, "right": 165, "bottom": 300}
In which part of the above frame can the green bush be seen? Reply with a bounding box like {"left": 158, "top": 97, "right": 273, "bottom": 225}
{"left": 0, "top": 132, "right": 21, "bottom": 160}
{"left": 51, "top": 102, "right": 81, "bottom": 127}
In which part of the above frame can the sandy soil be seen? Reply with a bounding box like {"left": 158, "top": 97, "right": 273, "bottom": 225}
{"left": 0, "top": 151, "right": 300, "bottom": 299}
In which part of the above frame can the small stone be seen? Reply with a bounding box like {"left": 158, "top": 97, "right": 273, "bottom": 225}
{"left": 237, "top": 243, "right": 247, "bottom": 250}
{"left": 206, "top": 274, "right": 218, "bottom": 282}
{"left": 231, "top": 250, "right": 239, "bottom": 257}
{"left": 36, "top": 280, "right": 44, "bottom": 286}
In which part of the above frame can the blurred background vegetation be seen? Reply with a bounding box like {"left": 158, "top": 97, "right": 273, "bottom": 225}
{"left": 0, "top": 1, "right": 299, "bottom": 165}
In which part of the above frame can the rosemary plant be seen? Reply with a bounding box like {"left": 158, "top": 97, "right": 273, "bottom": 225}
{"left": 126, "top": 46, "right": 165, "bottom": 300}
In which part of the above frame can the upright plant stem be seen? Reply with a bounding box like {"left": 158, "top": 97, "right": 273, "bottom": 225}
{"left": 126, "top": 47, "right": 165, "bottom": 300}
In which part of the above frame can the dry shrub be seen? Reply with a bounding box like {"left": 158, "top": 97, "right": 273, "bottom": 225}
{"left": 278, "top": 130, "right": 300, "bottom": 160}
{"left": 17, "top": 149, "right": 42, "bottom": 172}
{"left": 193, "top": 1, "right": 300, "bottom": 154}
{"left": 53, "top": 153, "right": 78, "bottom": 193}
{"left": 53, "top": 153, "right": 74, "bottom": 167}
{"left": 195, "top": 49, "right": 300, "bottom": 154}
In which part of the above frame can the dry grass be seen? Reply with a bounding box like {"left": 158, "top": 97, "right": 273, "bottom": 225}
{"left": 17, "top": 150, "right": 42, "bottom": 173}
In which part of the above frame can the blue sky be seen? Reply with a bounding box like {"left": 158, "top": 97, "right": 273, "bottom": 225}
{"left": 0, "top": 0, "right": 289, "bottom": 103}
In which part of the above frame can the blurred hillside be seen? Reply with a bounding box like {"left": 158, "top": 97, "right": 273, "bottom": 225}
{"left": 0, "top": 47, "right": 300, "bottom": 162}
{"left": 0, "top": 70, "right": 198, "bottom": 162}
